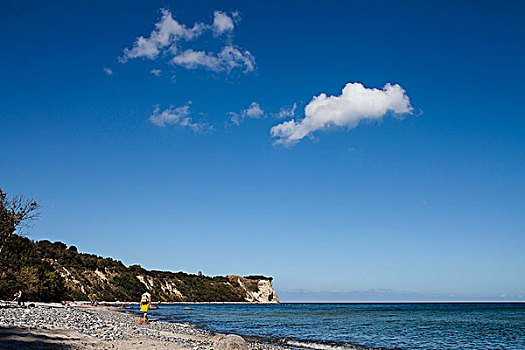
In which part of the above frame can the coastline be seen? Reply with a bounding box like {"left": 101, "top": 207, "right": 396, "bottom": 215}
{"left": 0, "top": 301, "right": 289, "bottom": 350}
{"left": 2, "top": 302, "right": 521, "bottom": 349}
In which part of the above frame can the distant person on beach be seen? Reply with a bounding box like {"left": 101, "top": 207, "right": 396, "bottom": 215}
{"left": 13, "top": 290, "right": 23, "bottom": 306}
{"left": 140, "top": 292, "right": 151, "bottom": 320}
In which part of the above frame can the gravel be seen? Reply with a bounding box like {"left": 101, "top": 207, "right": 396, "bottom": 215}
{"left": 0, "top": 305, "right": 285, "bottom": 350}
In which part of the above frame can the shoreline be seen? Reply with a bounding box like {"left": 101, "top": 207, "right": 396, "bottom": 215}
{"left": 111, "top": 303, "right": 374, "bottom": 350}
{"left": 100, "top": 301, "right": 278, "bottom": 306}
{"left": 0, "top": 302, "right": 290, "bottom": 350}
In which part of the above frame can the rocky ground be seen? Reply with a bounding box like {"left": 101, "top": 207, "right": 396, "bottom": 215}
{"left": 0, "top": 304, "right": 286, "bottom": 350}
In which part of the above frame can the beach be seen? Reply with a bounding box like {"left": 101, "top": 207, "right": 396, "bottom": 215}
{"left": 0, "top": 303, "right": 283, "bottom": 350}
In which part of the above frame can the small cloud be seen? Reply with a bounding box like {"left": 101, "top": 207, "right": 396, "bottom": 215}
{"left": 171, "top": 45, "right": 255, "bottom": 74}
{"left": 212, "top": 11, "right": 234, "bottom": 35}
{"left": 120, "top": 8, "right": 204, "bottom": 62}
{"left": 230, "top": 102, "right": 264, "bottom": 125}
{"left": 171, "top": 49, "right": 219, "bottom": 70}
{"left": 149, "top": 103, "right": 212, "bottom": 132}
{"left": 103, "top": 67, "right": 113, "bottom": 75}
{"left": 150, "top": 69, "right": 162, "bottom": 77}
{"left": 347, "top": 147, "right": 356, "bottom": 153}
{"left": 243, "top": 102, "right": 264, "bottom": 119}
{"left": 272, "top": 103, "right": 297, "bottom": 119}
{"left": 271, "top": 82, "right": 413, "bottom": 146}
{"left": 422, "top": 200, "right": 428, "bottom": 206}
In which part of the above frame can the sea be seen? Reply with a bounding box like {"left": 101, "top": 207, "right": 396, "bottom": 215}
{"left": 130, "top": 303, "right": 525, "bottom": 350}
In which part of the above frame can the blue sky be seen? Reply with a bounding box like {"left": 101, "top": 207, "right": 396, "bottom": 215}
{"left": 1, "top": 0, "right": 524, "bottom": 301}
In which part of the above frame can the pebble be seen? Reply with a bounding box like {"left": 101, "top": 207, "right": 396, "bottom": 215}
{"left": 0, "top": 306, "right": 285, "bottom": 350}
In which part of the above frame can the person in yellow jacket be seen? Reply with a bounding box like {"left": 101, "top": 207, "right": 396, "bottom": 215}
{"left": 140, "top": 292, "right": 151, "bottom": 320}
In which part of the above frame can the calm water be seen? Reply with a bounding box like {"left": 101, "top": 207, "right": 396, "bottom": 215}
{"left": 134, "top": 303, "right": 525, "bottom": 349}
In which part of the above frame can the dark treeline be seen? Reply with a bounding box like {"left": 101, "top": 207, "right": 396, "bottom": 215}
{"left": 0, "top": 234, "right": 64, "bottom": 301}
{"left": 0, "top": 233, "right": 269, "bottom": 302}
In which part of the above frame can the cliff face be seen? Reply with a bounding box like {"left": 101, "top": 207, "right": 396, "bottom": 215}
{"left": 0, "top": 234, "right": 279, "bottom": 303}
{"left": 53, "top": 264, "right": 279, "bottom": 303}
{"left": 227, "top": 275, "right": 279, "bottom": 303}
{"left": 120, "top": 274, "right": 278, "bottom": 303}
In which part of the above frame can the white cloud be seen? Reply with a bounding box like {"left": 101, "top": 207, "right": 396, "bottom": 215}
{"left": 273, "top": 103, "right": 297, "bottom": 118}
{"left": 150, "top": 69, "right": 162, "bottom": 76}
{"left": 149, "top": 103, "right": 211, "bottom": 132}
{"left": 243, "top": 102, "right": 264, "bottom": 118}
{"left": 271, "top": 82, "right": 413, "bottom": 145}
{"left": 212, "top": 11, "right": 234, "bottom": 35}
{"left": 230, "top": 102, "right": 264, "bottom": 125}
{"left": 103, "top": 67, "right": 113, "bottom": 75}
{"left": 120, "top": 9, "right": 203, "bottom": 62}
{"left": 171, "top": 50, "right": 220, "bottom": 70}
{"left": 120, "top": 9, "right": 254, "bottom": 75}
{"left": 172, "top": 45, "right": 255, "bottom": 73}
{"left": 218, "top": 45, "right": 255, "bottom": 73}
{"left": 122, "top": 36, "right": 161, "bottom": 61}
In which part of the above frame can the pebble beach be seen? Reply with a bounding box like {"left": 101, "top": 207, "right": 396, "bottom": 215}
{"left": 0, "top": 303, "right": 286, "bottom": 350}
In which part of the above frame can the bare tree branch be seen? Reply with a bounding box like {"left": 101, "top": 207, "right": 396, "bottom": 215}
{"left": 0, "top": 188, "right": 41, "bottom": 256}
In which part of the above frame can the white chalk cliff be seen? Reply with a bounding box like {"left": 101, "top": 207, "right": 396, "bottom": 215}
{"left": 228, "top": 276, "right": 280, "bottom": 303}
